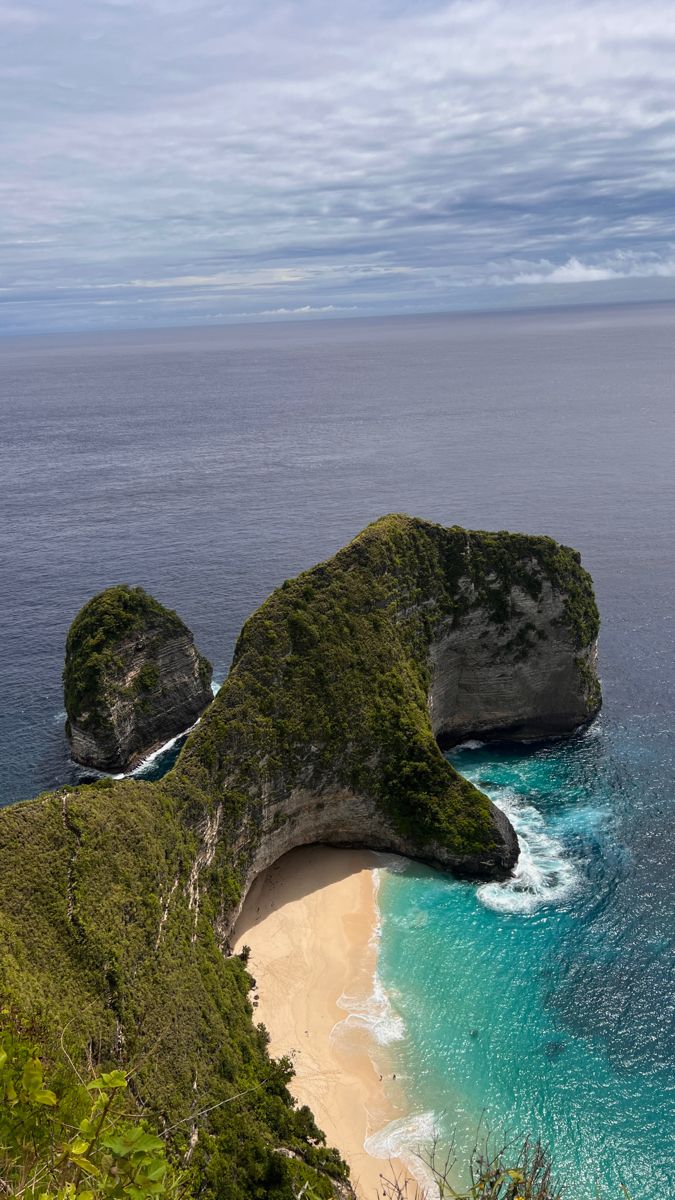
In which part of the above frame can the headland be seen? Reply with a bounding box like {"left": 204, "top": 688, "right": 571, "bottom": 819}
{"left": 0, "top": 514, "right": 601, "bottom": 1200}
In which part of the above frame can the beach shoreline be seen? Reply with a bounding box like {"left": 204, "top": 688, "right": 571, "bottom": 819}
{"left": 232, "top": 846, "right": 411, "bottom": 1200}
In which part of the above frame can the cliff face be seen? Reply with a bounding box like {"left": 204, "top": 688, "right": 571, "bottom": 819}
{"left": 227, "top": 783, "right": 518, "bottom": 935}
{"left": 430, "top": 568, "right": 601, "bottom": 744}
{"left": 0, "top": 515, "right": 601, "bottom": 1200}
{"left": 64, "top": 585, "right": 213, "bottom": 772}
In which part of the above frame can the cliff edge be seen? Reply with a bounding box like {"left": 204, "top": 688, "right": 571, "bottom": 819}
{"left": 64, "top": 584, "right": 213, "bottom": 772}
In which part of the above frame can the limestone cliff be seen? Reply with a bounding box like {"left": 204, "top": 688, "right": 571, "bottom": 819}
{"left": 64, "top": 585, "right": 213, "bottom": 772}
{"left": 0, "top": 515, "right": 600, "bottom": 1200}
{"left": 429, "top": 550, "right": 601, "bottom": 744}
{"left": 177, "top": 515, "right": 600, "bottom": 919}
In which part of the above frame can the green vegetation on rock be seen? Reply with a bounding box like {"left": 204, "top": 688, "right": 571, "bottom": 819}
{"left": 64, "top": 586, "right": 185, "bottom": 729}
{"left": 63, "top": 585, "right": 213, "bottom": 772}
{"left": 178, "top": 514, "right": 599, "bottom": 862}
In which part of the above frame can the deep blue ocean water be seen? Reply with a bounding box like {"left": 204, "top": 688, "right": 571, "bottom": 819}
{"left": 1, "top": 303, "right": 674, "bottom": 1195}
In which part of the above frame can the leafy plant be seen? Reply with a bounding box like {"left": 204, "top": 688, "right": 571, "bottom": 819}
{"left": 0, "top": 1020, "right": 186, "bottom": 1200}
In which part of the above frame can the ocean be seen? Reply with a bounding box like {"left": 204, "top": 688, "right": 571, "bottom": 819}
{"left": 1, "top": 302, "right": 674, "bottom": 1196}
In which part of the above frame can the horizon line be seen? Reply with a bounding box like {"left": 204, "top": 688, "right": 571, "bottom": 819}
{"left": 3, "top": 293, "right": 675, "bottom": 342}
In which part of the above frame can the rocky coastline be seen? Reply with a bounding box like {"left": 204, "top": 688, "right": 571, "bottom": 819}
{"left": 0, "top": 514, "right": 601, "bottom": 1200}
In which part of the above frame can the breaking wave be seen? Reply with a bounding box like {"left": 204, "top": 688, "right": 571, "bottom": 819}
{"left": 331, "top": 865, "right": 406, "bottom": 1055}
{"left": 128, "top": 720, "right": 200, "bottom": 777}
{"left": 365, "top": 1110, "right": 440, "bottom": 1196}
{"left": 334, "top": 971, "right": 406, "bottom": 1047}
{"left": 477, "top": 789, "right": 578, "bottom": 913}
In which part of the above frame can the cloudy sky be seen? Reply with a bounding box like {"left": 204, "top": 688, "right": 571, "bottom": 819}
{"left": 3, "top": 0, "right": 675, "bottom": 332}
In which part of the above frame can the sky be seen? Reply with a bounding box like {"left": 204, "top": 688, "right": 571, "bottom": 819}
{"left": 3, "top": 0, "right": 675, "bottom": 333}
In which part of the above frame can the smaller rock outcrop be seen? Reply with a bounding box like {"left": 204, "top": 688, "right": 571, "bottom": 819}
{"left": 64, "top": 585, "right": 213, "bottom": 772}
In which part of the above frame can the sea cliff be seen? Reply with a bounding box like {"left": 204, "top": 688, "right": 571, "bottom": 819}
{"left": 64, "top": 585, "right": 213, "bottom": 772}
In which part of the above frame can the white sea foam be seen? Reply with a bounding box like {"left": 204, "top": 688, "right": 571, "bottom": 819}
{"left": 75, "top": 717, "right": 202, "bottom": 781}
{"left": 129, "top": 718, "right": 200, "bottom": 775}
{"left": 477, "top": 789, "right": 578, "bottom": 913}
{"left": 452, "top": 739, "right": 485, "bottom": 751}
{"left": 365, "top": 1110, "right": 440, "bottom": 1196}
{"left": 580, "top": 712, "right": 603, "bottom": 739}
{"left": 332, "top": 856, "right": 432, "bottom": 1188}
{"left": 369, "top": 868, "right": 383, "bottom": 949}
{"left": 334, "top": 970, "right": 406, "bottom": 1047}
{"left": 330, "top": 861, "right": 407, "bottom": 1064}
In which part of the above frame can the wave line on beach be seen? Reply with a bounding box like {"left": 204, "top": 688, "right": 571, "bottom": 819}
{"left": 365, "top": 1111, "right": 441, "bottom": 1197}
{"left": 334, "top": 971, "right": 406, "bottom": 1048}
{"left": 332, "top": 868, "right": 406, "bottom": 1049}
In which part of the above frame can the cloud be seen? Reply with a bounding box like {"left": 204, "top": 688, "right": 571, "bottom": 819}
{"left": 232, "top": 304, "right": 358, "bottom": 318}
{"left": 125, "top": 269, "right": 309, "bottom": 291}
{"left": 498, "top": 250, "right": 675, "bottom": 285}
{"left": 4, "top": 1, "right": 675, "bottom": 330}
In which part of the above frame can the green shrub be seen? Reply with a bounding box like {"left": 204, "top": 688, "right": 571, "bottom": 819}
{"left": 0, "top": 1016, "right": 186, "bottom": 1200}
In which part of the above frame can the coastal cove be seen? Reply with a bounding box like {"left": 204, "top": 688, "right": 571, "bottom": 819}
{"left": 222, "top": 720, "right": 675, "bottom": 1199}
{"left": 112, "top": 715, "right": 675, "bottom": 1198}
{"left": 67, "top": 720, "right": 675, "bottom": 1199}
{"left": 376, "top": 725, "right": 675, "bottom": 1197}
{"left": 2, "top": 305, "right": 674, "bottom": 1198}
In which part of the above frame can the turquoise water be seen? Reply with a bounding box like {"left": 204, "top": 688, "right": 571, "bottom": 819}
{"left": 376, "top": 724, "right": 675, "bottom": 1197}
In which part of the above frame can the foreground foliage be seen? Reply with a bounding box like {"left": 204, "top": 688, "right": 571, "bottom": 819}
{"left": 0, "top": 1015, "right": 345, "bottom": 1200}
{"left": 1, "top": 1022, "right": 627, "bottom": 1200}
{"left": 0, "top": 1019, "right": 185, "bottom": 1199}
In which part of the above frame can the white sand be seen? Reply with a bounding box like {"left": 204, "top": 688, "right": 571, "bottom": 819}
{"left": 233, "top": 846, "right": 412, "bottom": 1199}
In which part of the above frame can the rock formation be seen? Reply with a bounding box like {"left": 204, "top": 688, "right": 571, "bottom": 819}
{"left": 177, "top": 515, "right": 600, "bottom": 920}
{"left": 429, "top": 553, "right": 601, "bottom": 744}
{"left": 0, "top": 515, "right": 601, "bottom": 1200}
{"left": 64, "top": 584, "right": 213, "bottom": 772}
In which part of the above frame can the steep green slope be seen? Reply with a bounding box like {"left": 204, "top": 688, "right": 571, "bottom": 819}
{"left": 0, "top": 515, "right": 600, "bottom": 1199}
{"left": 176, "top": 513, "right": 598, "bottom": 884}
{"left": 0, "top": 776, "right": 349, "bottom": 1199}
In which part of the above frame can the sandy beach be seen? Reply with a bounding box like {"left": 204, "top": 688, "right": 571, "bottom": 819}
{"left": 233, "top": 846, "right": 411, "bottom": 1200}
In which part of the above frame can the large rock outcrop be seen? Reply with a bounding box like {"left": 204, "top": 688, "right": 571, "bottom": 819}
{"left": 0, "top": 515, "right": 601, "bottom": 1200}
{"left": 177, "top": 515, "right": 600, "bottom": 921}
{"left": 64, "top": 585, "right": 213, "bottom": 772}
